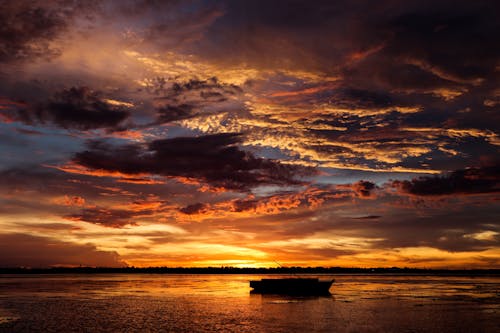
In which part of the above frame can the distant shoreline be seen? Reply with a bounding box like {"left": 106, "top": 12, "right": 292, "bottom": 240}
{"left": 1, "top": 267, "right": 499, "bottom": 275}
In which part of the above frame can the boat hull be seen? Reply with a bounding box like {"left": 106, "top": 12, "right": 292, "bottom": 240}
{"left": 249, "top": 278, "right": 333, "bottom": 295}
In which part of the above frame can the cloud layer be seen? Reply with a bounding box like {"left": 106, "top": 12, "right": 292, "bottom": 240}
{"left": 73, "top": 133, "right": 312, "bottom": 191}
{"left": 0, "top": 0, "right": 498, "bottom": 268}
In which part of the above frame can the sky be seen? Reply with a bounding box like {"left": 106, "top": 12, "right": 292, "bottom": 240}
{"left": 0, "top": 0, "right": 498, "bottom": 269}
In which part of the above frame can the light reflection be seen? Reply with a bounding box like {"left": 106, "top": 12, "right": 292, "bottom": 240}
{"left": 1, "top": 274, "right": 498, "bottom": 332}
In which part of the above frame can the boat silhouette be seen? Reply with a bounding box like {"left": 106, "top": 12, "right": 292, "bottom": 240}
{"left": 249, "top": 278, "right": 334, "bottom": 295}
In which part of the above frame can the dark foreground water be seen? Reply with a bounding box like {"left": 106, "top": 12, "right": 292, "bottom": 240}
{"left": 0, "top": 274, "right": 498, "bottom": 332}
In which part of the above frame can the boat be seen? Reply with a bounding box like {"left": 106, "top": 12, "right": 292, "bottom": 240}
{"left": 249, "top": 278, "right": 334, "bottom": 295}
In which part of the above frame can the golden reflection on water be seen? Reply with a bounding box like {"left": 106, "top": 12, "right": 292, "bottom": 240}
{"left": 0, "top": 274, "right": 499, "bottom": 332}
{"left": 0, "top": 274, "right": 498, "bottom": 300}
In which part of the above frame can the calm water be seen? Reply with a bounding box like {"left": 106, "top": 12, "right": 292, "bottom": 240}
{"left": 0, "top": 274, "right": 498, "bottom": 332}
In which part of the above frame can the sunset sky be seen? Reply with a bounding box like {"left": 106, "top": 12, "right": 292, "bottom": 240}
{"left": 0, "top": 0, "right": 498, "bottom": 268}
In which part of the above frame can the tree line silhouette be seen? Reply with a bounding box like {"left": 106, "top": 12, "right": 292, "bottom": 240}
{"left": 0, "top": 266, "right": 498, "bottom": 275}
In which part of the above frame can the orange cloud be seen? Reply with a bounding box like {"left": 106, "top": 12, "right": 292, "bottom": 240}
{"left": 48, "top": 163, "right": 167, "bottom": 185}
{"left": 53, "top": 195, "right": 86, "bottom": 207}
{"left": 268, "top": 82, "right": 339, "bottom": 98}
{"left": 114, "top": 198, "right": 169, "bottom": 213}
{"left": 336, "top": 181, "right": 378, "bottom": 199}
{"left": 178, "top": 186, "right": 350, "bottom": 222}
{"left": 346, "top": 42, "right": 385, "bottom": 63}
{"left": 117, "top": 177, "right": 166, "bottom": 184}
{"left": 49, "top": 162, "right": 140, "bottom": 178}
{"left": 107, "top": 130, "right": 144, "bottom": 140}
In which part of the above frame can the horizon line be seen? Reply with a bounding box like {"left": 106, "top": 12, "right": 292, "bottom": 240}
{"left": 1, "top": 266, "right": 499, "bottom": 272}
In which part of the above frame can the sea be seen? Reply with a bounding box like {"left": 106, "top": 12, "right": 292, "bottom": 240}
{"left": 0, "top": 274, "right": 498, "bottom": 332}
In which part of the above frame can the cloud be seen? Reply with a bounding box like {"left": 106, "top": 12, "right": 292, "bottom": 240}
{"left": 0, "top": 165, "right": 186, "bottom": 227}
{"left": 265, "top": 85, "right": 421, "bottom": 117}
{"left": 0, "top": 166, "right": 164, "bottom": 218}
{"left": 337, "top": 180, "right": 378, "bottom": 198}
{"left": 3, "top": 87, "right": 131, "bottom": 130}
{"left": 196, "top": 0, "right": 499, "bottom": 162}
{"left": 0, "top": 233, "right": 126, "bottom": 267}
{"left": 208, "top": 1, "right": 499, "bottom": 84}
{"left": 73, "top": 133, "right": 313, "bottom": 190}
{"left": 53, "top": 195, "right": 86, "bottom": 207}
{"left": 0, "top": 2, "right": 66, "bottom": 63}
{"left": 0, "top": 0, "right": 498, "bottom": 268}
{"left": 152, "top": 77, "right": 244, "bottom": 123}
{"left": 352, "top": 215, "right": 381, "bottom": 220}
{"left": 115, "top": 0, "right": 224, "bottom": 51}
{"left": 391, "top": 165, "right": 500, "bottom": 196}
{"left": 0, "top": 1, "right": 98, "bottom": 63}
{"left": 0, "top": 167, "right": 106, "bottom": 199}
{"left": 179, "top": 193, "right": 303, "bottom": 217}
{"left": 382, "top": 5, "right": 499, "bottom": 84}
{"left": 34, "top": 87, "right": 130, "bottom": 130}
{"left": 179, "top": 203, "right": 208, "bottom": 215}
{"left": 360, "top": 210, "right": 500, "bottom": 253}
{"left": 156, "top": 104, "right": 195, "bottom": 122}
{"left": 65, "top": 207, "right": 140, "bottom": 228}
{"left": 177, "top": 186, "right": 358, "bottom": 220}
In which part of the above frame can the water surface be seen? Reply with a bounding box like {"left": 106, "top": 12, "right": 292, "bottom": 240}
{"left": 0, "top": 274, "right": 498, "bottom": 332}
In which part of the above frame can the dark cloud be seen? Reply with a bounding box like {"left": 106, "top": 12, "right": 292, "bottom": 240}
{"left": 0, "top": 2, "right": 66, "bottom": 63}
{"left": 35, "top": 87, "right": 130, "bottom": 130}
{"left": 353, "top": 181, "right": 377, "bottom": 198}
{"left": 232, "top": 199, "right": 259, "bottom": 212}
{"left": 332, "top": 88, "right": 394, "bottom": 109}
{"left": 337, "top": 180, "right": 377, "bottom": 198}
{"left": 116, "top": 0, "right": 224, "bottom": 51}
{"left": 166, "top": 77, "right": 242, "bottom": 97}
{"left": 266, "top": 84, "right": 420, "bottom": 116}
{"left": 383, "top": 4, "right": 499, "bottom": 83}
{"left": 0, "top": 233, "right": 125, "bottom": 268}
{"left": 198, "top": 0, "right": 359, "bottom": 70}
{"left": 364, "top": 212, "right": 499, "bottom": 253}
{"left": 73, "top": 133, "right": 313, "bottom": 190}
{"left": 179, "top": 203, "right": 207, "bottom": 215}
{"left": 151, "top": 77, "right": 244, "bottom": 123}
{"left": 208, "top": 1, "right": 499, "bottom": 80}
{"left": 65, "top": 207, "right": 139, "bottom": 228}
{"left": 391, "top": 165, "right": 500, "bottom": 196}
{"left": 157, "top": 104, "right": 195, "bottom": 122}
{"left": 342, "top": 1, "right": 500, "bottom": 112}
{"left": 352, "top": 215, "right": 381, "bottom": 220}
{"left": 0, "top": 167, "right": 70, "bottom": 195}
{"left": 0, "top": 1, "right": 96, "bottom": 63}
{"left": 6, "top": 87, "right": 131, "bottom": 130}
